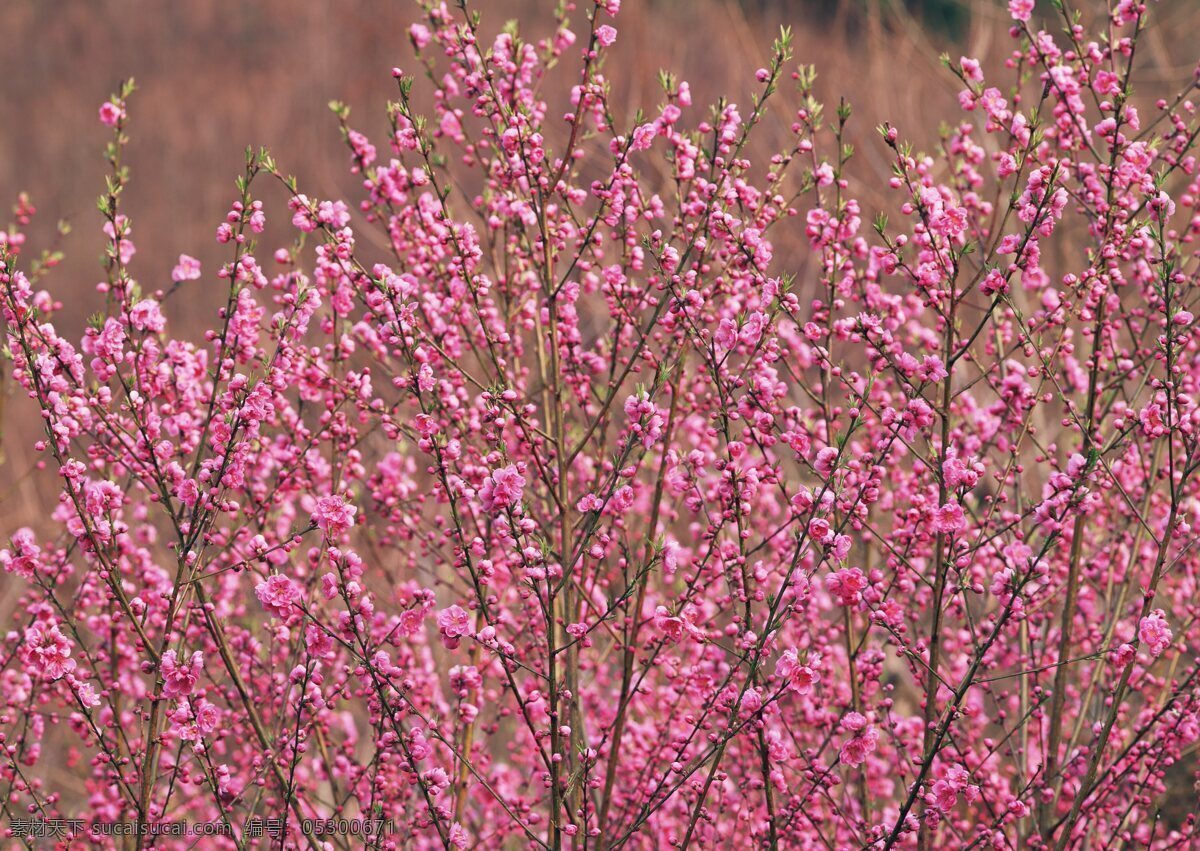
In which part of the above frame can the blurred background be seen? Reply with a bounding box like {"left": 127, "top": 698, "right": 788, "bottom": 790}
{"left": 0, "top": 0, "right": 1195, "bottom": 530}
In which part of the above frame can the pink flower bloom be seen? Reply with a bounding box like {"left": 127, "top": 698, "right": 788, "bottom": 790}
{"left": 942, "top": 456, "right": 979, "bottom": 489}
{"left": 312, "top": 494, "right": 358, "bottom": 537}
{"left": 437, "top": 605, "right": 472, "bottom": 649}
{"left": 192, "top": 699, "right": 220, "bottom": 735}
{"left": 739, "top": 688, "right": 763, "bottom": 718}
{"left": 609, "top": 484, "right": 636, "bottom": 514}
{"left": 576, "top": 493, "right": 604, "bottom": 512}
{"left": 827, "top": 568, "right": 867, "bottom": 606}
{"left": 1139, "top": 610, "right": 1172, "bottom": 657}
{"left": 1093, "top": 70, "right": 1120, "bottom": 97}
{"left": 1111, "top": 642, "right": 1136, "bottom": 668}
{"left": 172, "top": 254, "right": 202, "bottom": 283}
{"left": 21, "top": 623, "right": 75, "bottom": 680}
{"left": 654, "top": 605, "right": 684, "bottom": 642}
{"left": 409, "top": 23, "right": 432, "bottom": 48}
{"left": 917, "top": 356, "right": 948, "bottom": 383}
{"left": 790, "top": 487, "right": 814, "bottom": 514}
{"left": 715, "top": 317, "right": 739, "bottom": 352}
{"left": 930, "top": 778, "right": 958, "bottom": 811}
{"left": 479, "top": 465, "right": 526, "bottom": 514}
{"left": 839, "top": 712, "right": 878, "bottom": 766}
{"left": 981, "top": 268, "right": 1009, "bottom": 295}
{"left": 624, "top": 392, "right": 665, "bottom": 448}
{"left": 654, "top": 604, "right": 705, "bottom": 643}
{"left": 814, "top": 446, "right": 839, "bottom": 477}
{"left": 1139, "top": 403, "right": 1167, "bottom": 438}
{"left": 256, "top": 574, "right": 301, "bottom": 618}
{"left": 596, "top": 24, "right": 617, "bottom": 47}
{"left": 98, "top": 100, "right": 123, "bottom": 127}
{"left": 160, "top": 650, "right": 203, "bottom": 699}
{"left": 928, "top": 766, "right": 975, "bottom": 812}
{"left": 934, "top": 502, "right": 966, "bottom": 534}
{"left": 1008, "top": 0, "right": 1033, "bottom": 23}
{"left": 631, "top": 122, "right": 657, "bottom": 151}
{"left": 175, "top": 478, "right": 200, "bottom": 508}
{"left": 305, "top": 623, "right": 333, "bottom": 658}
{"left": 1, "top": 528, "right": 41, "bottom": 579}
{"left": 72, "top": 678, "right": 102, "bottom": 708}
{"left": 776, "top": 649, "right": 820, "bottom": 694}
{"left": 423, "top": 766, "right": 451, "bottom": 795}
{"left": 1149, "top": 190, "right": 1175, "bottom": 221}
{"left": 129, "top": 299, "right": 166, "bottom": 333}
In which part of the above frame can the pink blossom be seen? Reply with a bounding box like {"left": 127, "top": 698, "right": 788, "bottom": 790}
{"left": 1139, "top": 610, "right": 1172, "bottom": 657}
{"left": 1140, "top": 403, "right": 1167, "bottom": 438}
{"left": 1008, "top": 0, "right": 1034, "bottom": 23}
{"left": 172, "top": 254, "right": 202, "bottom": 282}
{"left": 409, "top": 23, "right": 432, "bottom": 48}
{"left": 624, "top": 392, "right": 665, "bottom": 448}
{"left": 827, "top": 568, "right": 867, "bottom": 606}
{"left": 437, "top": 605, "right": 472, "bottom": 649}
{"left": 928, "top": 766, "right": 977, "bottom": 812}
{"left": 654, "top": 605, "right": 684, "bottom": 641}
{"left": 129, "top": 298, "right": 166, "bottom": 333}
{"left": 839, "top": 712, "right": 879, "bottom": 766}
{"left": 917, "top": 355, "right": 948, "bottom": 383}
{"left": 256, "top": 574, "right": 301, "bottom": 618}
{"left": 479, "top": 465, "right": 526, "bottom": 514}
{"left": 942, "top": 456, "right": 980, "bottom": 489}
{"left": 654, "top": 604, "right": 705, "bottom": 643}
{"left": 98, "top": 100, "right": 123, "bottom": 127}
{"left": 312, "top": 494, "right": 358, "bottom": 537}
{"left": 775, "top": 649, "right": 820, "bottom": 694}
{"left": 960, "top": 57, "right": 983, "bottom": 83}
{"left": 814, "top": 446, "right": 839, "bottom": 477}
{"left": 631, "top": 122, "right": 657, "bottom": 151}
{"left": 21, "top": 623, "right": 75, "bottom": 680}
{"left": 934, "top": 502, "right": 966, "bottom": 534}
{"left": 160, "top": 650, "right": 203, "bottom": 699}
{"left": 1, "top": 528, "right": 41, "bottom": 579}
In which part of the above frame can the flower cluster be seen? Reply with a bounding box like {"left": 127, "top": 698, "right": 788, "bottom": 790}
{"left": 2, "top": 0, "right": 1200, "bottom": 848}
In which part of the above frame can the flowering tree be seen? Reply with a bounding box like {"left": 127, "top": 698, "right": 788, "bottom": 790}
{"left": 3, "top": 0, "right": 1200, "bottom": 847}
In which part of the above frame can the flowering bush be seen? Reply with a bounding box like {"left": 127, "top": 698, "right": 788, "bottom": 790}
{"left": 3, "top": 0, "right": 1200, "bottom": 847}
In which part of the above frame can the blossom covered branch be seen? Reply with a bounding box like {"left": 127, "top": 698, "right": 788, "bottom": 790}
{"left": 3, "top": 0, "right": 1200, "bottom": 848}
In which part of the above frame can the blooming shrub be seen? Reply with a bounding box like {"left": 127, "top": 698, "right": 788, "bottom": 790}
{"left": 3, "top": 0, "right": 1200, "bottom": 847}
